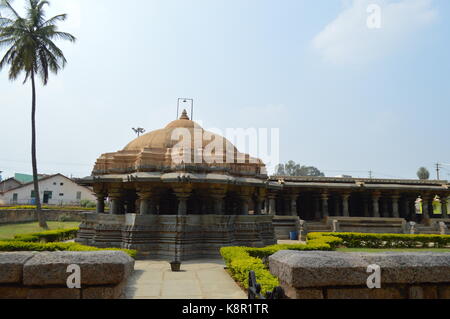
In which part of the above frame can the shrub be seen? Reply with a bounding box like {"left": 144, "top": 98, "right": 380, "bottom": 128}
{"left": 0, "top": 240, "right": 137, "bottom": 258}
{"left": 13, "top": 228, "right": 79, "bottom": 243}
{"left": 307, "top": 232, "right": 450, "bottom": 249}
{"left": 80, "top": 200, "right": 96, "bottom": 208}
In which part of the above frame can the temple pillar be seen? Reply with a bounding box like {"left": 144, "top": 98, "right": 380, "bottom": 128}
{"left": 313, "top": 194, "right": 321, "bottom": 220}
{"left": 441, "top": 195, "right": 448, "bottom": 219}
{"left": 95, "top": 193, "right": 106, "bottom": 214}
{"left": 372, "top": 192, "right": 381, "bottom": 218}
{"left": 137, "top": 190, "right": 153, "bottom": 215}
{"left": 267, "top": 192, "right": 277, "bottom": 215}
{"left": 381, "top": 197, "right": 389, "bottom": 218}
{"left": 421, "top": 193, "right": 431, "bottom": 221}
{"left": 342, "top": 192, "right": 350, "bottom": 217}
{"left": 109, "top": 189, "right": 124, "bottom": 215}
{"left": 321, "top": 191, "right": 329, "bottom": 218}
{"left": 362, "top": 195, "right": 369, "bottom": 217}
{"left": 240, "top": 195, "right": 251, "bottom": 215}
{"left": 288, "top": 193, "right": 298, "bottom": 217}
{"left": 210, "top": 188, "right": 227, "bottom": 215}
{"left": 334, "top": 195, "right": 340, "bottom": 216}
{"left": 173, "top": 185, "right": 192, "bottom": 216}
{"left": 391, "top": 194, "right": 400, "bottom": 218}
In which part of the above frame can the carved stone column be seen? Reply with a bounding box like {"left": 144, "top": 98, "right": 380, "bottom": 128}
{"left": 210, "top": 188, "right": 227, "bottom": 215}
{"left": 321, "top": 191, "right": 329, "bottom": 218}
{"left": 290, "top": 193, "right": 299, "bottom": 217}
{"left": 313, "top": 194, "right": 321, "bottom": 220}
{"left": 362, "top": 195, "right": 369, "bottom": 217}
{"left": 441, "top": 195, "right": 448, "bottom": 219}
{"left": 95, "top": 193, "right": 106, "bottom": 214}
{"left": 267, "top": 191, "right": 277, "bottom": 216}
{"left": 381, "top": 197, "right": 389, "bottom": 218}
{"left": 137, "top": 190, "right": 153, "bottom": 215}
{"left": 391, "top": 194, "right": 400, "bottom": 218}
{"left": 421, "top": 193, "right": 431, "bottom": 221}
{"left": 372, "top": 192, "right": 381, "bottom": 218}
{"left": 334, "top": 195, "right": 340, "bottom": 216}
{"left": 109, "top": 189, "right": 124, "bottom": 215}
{"left": 342, "top": 192, "right": 351, "bottom": 217}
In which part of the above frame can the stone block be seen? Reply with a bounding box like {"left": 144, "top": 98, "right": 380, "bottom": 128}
{"left": 0, "top": 286, "right": 29, "bottom": 299}
{"left": 0, "top": 252, "right": 35, "bottom": 284}
{"left": 408, "top": 286, "right": 438, "bottom": 299}
{"left": 269, "top": 251, "right": 450, "bottom": 288}
{"left": 326, "top": 287, "right": 405, "bottom": 299}
{"left": 438, "top": 286, "right": 450, "bottom": 299}
{"left": 23, "top": 251, "right": 134, "bottom": 286}
{"left": 27, "top": 288, "right": 81, "bottom": 299}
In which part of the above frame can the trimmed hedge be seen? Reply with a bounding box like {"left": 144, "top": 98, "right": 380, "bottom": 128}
{"left": 13, "top": 228, "right": 79, "bottom": 243}
{"left": 0, "top": 205, "right": 101, "bottom": 211}
{"left": 307, "top": 232, "right": 450, "bottom": 249}
{"left": 220, "top": 235, "right": 342, "bottom": 294}
{"left": 0, "top": 240, "right": 137, "bottom": 258}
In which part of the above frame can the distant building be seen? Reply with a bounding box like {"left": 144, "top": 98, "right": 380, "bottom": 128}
{"left": 0, "top": 174, "right": 95, "bottom": 206}
{"left": 0, "top": 178, "right": 23, "bottom": 193}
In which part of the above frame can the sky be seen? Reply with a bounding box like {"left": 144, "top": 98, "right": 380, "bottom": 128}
{"left": 1, "top": 0, "right": 450, "bottom": 180}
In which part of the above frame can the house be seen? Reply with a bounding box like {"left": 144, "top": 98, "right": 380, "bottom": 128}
{"left": 0, "top": 177, "right": 23, "bottom": 193}
{"left": 0, "top": 174, "right": 96, "bottom": 206}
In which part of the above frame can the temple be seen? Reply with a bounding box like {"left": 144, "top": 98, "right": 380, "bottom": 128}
{"left": 76, "top": 110, "right": 450, "bottom": 258}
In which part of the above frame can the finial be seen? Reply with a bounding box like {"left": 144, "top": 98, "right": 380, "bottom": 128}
{"left": 180, "top": 109, "right": 190, "bottom": 120}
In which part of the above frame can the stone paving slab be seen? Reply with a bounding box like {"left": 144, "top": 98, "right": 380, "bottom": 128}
{"left": 125, "top": 259, "right": 246, "bottom": 299}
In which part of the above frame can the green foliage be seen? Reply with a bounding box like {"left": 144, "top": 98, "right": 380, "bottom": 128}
{"left": 0, "top": 240, "right": 137, "bottom": 258}
{"left": 13, "top": 228, "right": 79, "bottom": 243}
{"left": 0, "top": 205, "right": 97, "bottom": 211}
{"left": 307, "top": 232, "right": 450, "bottom": 249}
{"left": 80, "top": 200, "right": 96, "bottom": 208}
{"left": 220, "top": 235, "right": 341, "bottom": 294}
{"left": 275, "top": 160, "right": 325, "bottom": 177}
{"left": 417, "top": 167, "right": 430, "bottom": 180}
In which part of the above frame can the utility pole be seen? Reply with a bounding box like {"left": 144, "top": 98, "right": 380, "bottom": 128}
{"left": 369, "top": 170, "right": 373, "bottom": 179}
{"left": 436, "top": 163, "right": 441, "bottom": 180}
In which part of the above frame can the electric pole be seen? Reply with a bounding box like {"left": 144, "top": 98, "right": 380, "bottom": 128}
{"left": 436, "top": 163, "right": 441, "bottom": 180}
{"left": 369, "top": 170, "right": 373, "bottom": 179}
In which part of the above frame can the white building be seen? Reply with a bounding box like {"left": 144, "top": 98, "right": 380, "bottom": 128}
{"left": 0, "top": 174, "right": 95, "bottom": 206}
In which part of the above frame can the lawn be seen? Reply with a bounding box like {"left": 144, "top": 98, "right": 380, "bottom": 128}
{"left": 0, "top": 221, "right": 80, "bottom": 239}
{"left": 337, "top": 248, "right": 450, "bottom": 253}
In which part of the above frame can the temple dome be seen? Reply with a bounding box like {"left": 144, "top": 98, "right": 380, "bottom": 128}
{"left": 92, "top": 110, "right": 266, "bottom": 177}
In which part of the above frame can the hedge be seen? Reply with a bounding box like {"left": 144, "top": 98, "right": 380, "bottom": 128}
{"left": 220, "top": 235, "right": 342, "bottom": 294}
{"left": 0, "top": 240, "right": 137, "bottom": 258}
{"left": 307, "top": 232, "right": 450, "bottom": 249}
{"left": 13, "top": 228, "right": 79, "bottom": 243}
{"left": 0, "top": 205, "right": 101, "bottom": 211}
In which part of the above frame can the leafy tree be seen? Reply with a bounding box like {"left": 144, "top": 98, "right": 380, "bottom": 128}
{"left": 417, "top": 167, "right": 430, "bottom": 180}
{"left": 275, "top": 161, "right": 325, "bottom": 177}
{"left": 0, "top": 0, "right": 76, "bottom": 229}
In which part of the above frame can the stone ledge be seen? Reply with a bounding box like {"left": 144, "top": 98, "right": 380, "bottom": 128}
{"left": 0, "top": 252, "right": 36, "bottom": 284}
{"left": 269, "top": 251, "right": 450, "bottom": 291}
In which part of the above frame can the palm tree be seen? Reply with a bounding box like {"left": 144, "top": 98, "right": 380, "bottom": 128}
{"left": 0, "top": 0, "right": 76, "bottom": 229}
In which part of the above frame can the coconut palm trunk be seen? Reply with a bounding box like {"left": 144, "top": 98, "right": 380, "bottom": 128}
{"left": 31, "top": 70, "right": 48, "bottom": 229}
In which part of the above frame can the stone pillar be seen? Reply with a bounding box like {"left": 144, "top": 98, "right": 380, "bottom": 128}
{"left": 342, "top": 193, "right": 350, "bottom": 217}
{"left": 362, "top": 195, "right": 369, "bottom": 217}
{"left": 334, "top": 195, "right": 340, "bottom": 216}
{"left": 313, "top": 194, "right": 321, "bottom": 220}
{"left": 392, "top": 195, "right": 400, "bottom": 218}
{"left": 267, "top": 192, "right": 277, "bottom": 215}
{"left": 381, "top": 197, "right": 389, "bottom": 218}
{"left": 240, "top": 195, "right": 251, "bottom": 215}
{"left": 421, "top": 194, "right": 431, "bottom": 221}
{"left": 441, "top": 195, "right": 448, "bottom": 219}
{"left": 95, "top": 193, "right": 106, "bottom": 214}
{"left": 176, "top": 194, "right": 189, "bottom": 216}
{"left": 321, "top": 191, "right": 329, "bottom": 218}
{"left": 137, "top": 191, "right": 153, "bottom": 215}
{"left": 109, "top": 190, "right": 124, "bottom": 215}
{"left": 290, "top": 194, "right": 299, "bottom": 217}
{"left": 372, "top": 192, "right": 381, "bottom": 218}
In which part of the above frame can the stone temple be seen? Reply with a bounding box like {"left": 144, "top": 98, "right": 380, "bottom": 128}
{"left": 76, "top": 110, "right": 450, "bottom": 259}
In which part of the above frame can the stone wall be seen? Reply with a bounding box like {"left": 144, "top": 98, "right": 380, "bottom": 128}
{"left": 77, "top": 213, "right": 276, "bottom": 260}
{"left": 269, "top": 250, "right": 450, "bottom": 299}
{"left": 0, "top": 251, "right": 134, "bottom": 299}
{"left": 0, "top": 210, "right": 89, "bottom": 225}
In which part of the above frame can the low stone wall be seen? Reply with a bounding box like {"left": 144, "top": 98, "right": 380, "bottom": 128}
{"left": 0, "top": 210, "right": 90, "bottom": 225}
{"left": 0, "top": 251, "right": 134, "bottom": 299}
{"left": 269, "top": 251, "right": 450, "bottom": 299}
{"left": 77, "top": 213, "right": 276, "bottom": 260}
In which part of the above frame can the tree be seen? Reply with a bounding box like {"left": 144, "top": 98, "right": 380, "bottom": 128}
{"left": 0, "top": 0, "right": 76, "bottom": 229}
{"left": 275, "top": 161, "right": 325, "bottom": 177}
{"left": 417, "top": 167, "right": 430, "bottom": 180}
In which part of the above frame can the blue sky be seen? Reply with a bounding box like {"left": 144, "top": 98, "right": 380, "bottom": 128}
{"left": 1, "top": 0, "right": 449, "bottom": 180}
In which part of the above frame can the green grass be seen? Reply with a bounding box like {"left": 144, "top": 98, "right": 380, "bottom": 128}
{"left": 0, "top": 221, "right": 80, "bottom": 239}
{"left": 337, "top": 248, "right": 450, "bottom": 253}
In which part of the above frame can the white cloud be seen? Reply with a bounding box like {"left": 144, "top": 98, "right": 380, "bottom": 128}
{"left": 312, "top": 0, "right": 437, "bottom": 65}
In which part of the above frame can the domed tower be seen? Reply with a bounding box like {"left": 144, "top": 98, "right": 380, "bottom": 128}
{"left": 77, "top": 111, "right": 277, "bottom": 258}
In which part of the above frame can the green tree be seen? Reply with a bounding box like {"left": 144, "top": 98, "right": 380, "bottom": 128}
{"left": 417, "top": 167, "right": 430, "bottom": 180}
{"left": 275, "top": 161, "right": 325, "bottom": 177}
{"left": 0, "top": 0, "right": 76, "bottom": 229}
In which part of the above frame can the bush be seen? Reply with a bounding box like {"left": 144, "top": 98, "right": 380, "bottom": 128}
{"left": 0, "top": 240, "right": 137, "bottom": 258}
{"left": 220, "top": 235, "right": 341, "bottom": 294}
{"left": 80, "top": 200, "right": 96, "bottom": 208}
{"left": 13, "top": 228, "right": 79, "bottom": 243}
{"left": 307, "top": 232, "right": 450, "bottom": 249}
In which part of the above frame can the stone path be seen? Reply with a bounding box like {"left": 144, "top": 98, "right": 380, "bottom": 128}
{"left": 125, "top": 259, "right": 247, "bottom": 299}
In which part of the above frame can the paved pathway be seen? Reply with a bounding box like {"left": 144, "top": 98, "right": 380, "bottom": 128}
{"left": 125, "top": 259, "right": 247, "bottom": 299}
